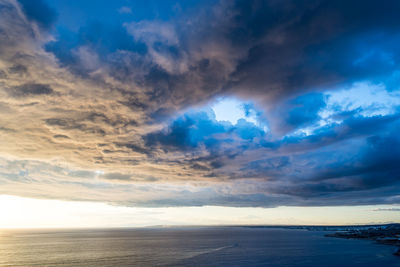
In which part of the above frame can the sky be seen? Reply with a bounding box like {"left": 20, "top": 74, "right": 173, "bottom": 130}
{"left": 0, "top": 0, "right": 400, "bottom": 227}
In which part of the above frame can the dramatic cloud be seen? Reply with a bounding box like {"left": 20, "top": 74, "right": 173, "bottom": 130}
{"left": 0, "top": 0, "right": 399, "bottom": 207}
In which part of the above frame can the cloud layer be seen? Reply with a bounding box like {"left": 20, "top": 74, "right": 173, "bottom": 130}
{"left": 0, "top": 0, "right": 400, "bottom": 207}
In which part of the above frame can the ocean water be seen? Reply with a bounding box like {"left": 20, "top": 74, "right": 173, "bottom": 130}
{"left": 0, "top": 227, "right": 399, "bottom": 266}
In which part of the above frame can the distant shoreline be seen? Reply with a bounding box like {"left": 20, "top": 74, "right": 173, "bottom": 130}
{"left": 234, "top": 224, "right": 400, "bottom": 257}
{"left": 317, "top": 224, "right": 400, "bottom": 257}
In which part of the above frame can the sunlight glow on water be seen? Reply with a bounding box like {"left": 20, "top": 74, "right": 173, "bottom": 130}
{"left": 0, "top": 228, "right": 398, "bottom": 267}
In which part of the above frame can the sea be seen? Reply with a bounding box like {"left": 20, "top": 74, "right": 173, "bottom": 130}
{"left": 0, "top": 227, "right": 399, "bottom": 266}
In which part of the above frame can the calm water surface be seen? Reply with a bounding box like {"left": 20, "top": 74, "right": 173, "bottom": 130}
{"left": 0, "top": 227, "right": 399, "bottom": 266}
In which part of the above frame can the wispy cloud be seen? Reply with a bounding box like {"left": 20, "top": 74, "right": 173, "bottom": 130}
{"left": 373, "top": 208, "right": 400, "bottom": 212}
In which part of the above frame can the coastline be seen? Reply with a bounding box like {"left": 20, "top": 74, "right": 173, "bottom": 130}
{"left": 322, "top": 224, "right": 400, "bottom": 256}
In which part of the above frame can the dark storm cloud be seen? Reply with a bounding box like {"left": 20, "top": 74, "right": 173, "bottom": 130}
{"left": 271, "top": 93, "right": 327, "bottom": 135}
{"left": 43, "top": 0, "right": 400, "bottom": 120}
{"left": 144, "top": 109, "right": 265, "bottom": 152}
{"left": 140, "top": 106, "right": 399, "bottom": 206}
{"left": 243, "top": 118, "right": 400, "bottom": 202}
{"left": 8, "top": 83, "right": 53, "bottom": 97}
{"left": 145, "top": 110, "right": 229, "bottom": 151}
{"left": 0, "top": 0, "right": 400, "bottom": 208}
{"left": 228, "top": 0, "right": 400, "bottom": 98}
{"left": 240, "top": 156, "right": 290, "bottom": 179}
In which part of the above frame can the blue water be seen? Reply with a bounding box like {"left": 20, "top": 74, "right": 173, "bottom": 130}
{"left": 0, "top": 227, "right": 398, "bottom": 266}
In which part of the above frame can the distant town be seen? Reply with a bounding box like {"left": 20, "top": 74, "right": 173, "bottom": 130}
{"left": 323, "top": 224, "right": 400, "bottom": 256}
{"left": 240, "top": 224, "right": 400, "bottom": 256}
